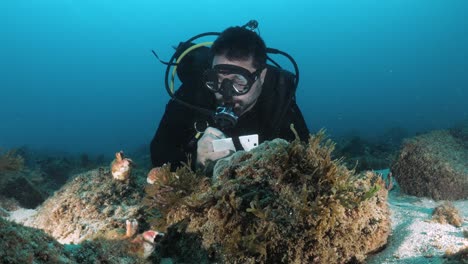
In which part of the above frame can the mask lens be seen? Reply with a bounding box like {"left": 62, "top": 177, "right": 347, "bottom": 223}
{"left": 204, "top": 70, "right": 219, "bottom": 92}
{"left": 231, "top": 74, "right": 249, "bottom": 94}
{"left": 206, "top": 64, "right": 259, "bottom": 95}
{"left": 205, "top": 80, "right": 217, "bottom": 91}
{"left": 232, "top": 74, "right": 248, "bottom": 86}
{"left": 217, "top": 73, "right": 250, "bottom": 95}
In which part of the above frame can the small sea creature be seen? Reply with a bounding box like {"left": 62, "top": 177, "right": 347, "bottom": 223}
{"left": 147, "top": 167, "right": 162, "bottom": 184}
{"left": 125, "top": 219, "right": 139, "bottom": 238}
{"left": 146, "top": 164, "right": 172, "bottom": 185}
{"left": 130, "top": 230, "right": 164, "bottom": 259}
{"left": 125, "top": 219, "right": 165, "bottom": 259}
{"left": 111, "top": 151, "right": 134, "bottom": 181}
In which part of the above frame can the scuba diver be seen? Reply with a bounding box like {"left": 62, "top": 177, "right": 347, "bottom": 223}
{"left": 150, "top": 21, "right": 310, "bottom": 172}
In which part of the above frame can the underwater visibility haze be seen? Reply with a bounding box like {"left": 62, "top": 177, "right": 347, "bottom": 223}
{"left": 1, "top": 1, "right": 468, "bottom": 263}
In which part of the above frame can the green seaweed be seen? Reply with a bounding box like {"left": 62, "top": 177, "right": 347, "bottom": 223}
{"left": 246, "top": 195, "right": 267, "bottom": 220}
{"left": 362, "top": 185, "right": 381, "bottom": 201}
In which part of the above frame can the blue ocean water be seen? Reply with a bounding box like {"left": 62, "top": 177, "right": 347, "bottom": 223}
{"left": 1, "top": 0, "right": 467, "bottom": 155}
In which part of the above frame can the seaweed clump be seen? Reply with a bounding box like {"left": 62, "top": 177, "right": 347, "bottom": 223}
{"left": 144, "top": 130, "right": 391, "bottom": 263}
{"left": 443, "top": 245, "right": 468, "bottom": 264}
{"left": 391, "top": 130, "right": 468, "bottom": 200}
{"left": 431, "top": 202, "right": 463, "bottom": 227}
{"left": 0, "top": 149, "right": 47, "bottom": 208}
{"left": 0, "top": 149, "right": 24, "bottom": 172}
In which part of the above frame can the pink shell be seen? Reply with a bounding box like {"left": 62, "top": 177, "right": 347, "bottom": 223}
{"left": 147, "top": 167, "right": 162, "bottom": 184}
{"left": 142, "top": 230, "right": 158, "bottom": 243}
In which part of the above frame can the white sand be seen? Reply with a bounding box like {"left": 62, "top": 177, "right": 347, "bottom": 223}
{"left": 7, "top": 208, "right": 37, "bottom": 224}
{"left": 367, "top": 169, "right": 467, "bottom": 264}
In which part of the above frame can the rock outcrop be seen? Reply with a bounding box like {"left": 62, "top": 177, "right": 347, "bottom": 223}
{"left": 391, "top": 130, "right": 468, "bottom": 201}
{"left": 144, "top": 131, "right": 391, "bottom": 263}
{"left": 24, "top": 168, "right": 146, "bottom": 244}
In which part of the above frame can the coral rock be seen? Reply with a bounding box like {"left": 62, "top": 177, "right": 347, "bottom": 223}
{"left": 145, "top": 131, "right": 391, "bottom": 263}
{"left": 23, "top": 168, "right": 145, "bottom": 244}
{"left": 391, "top": 130, "right": 468, "bottom": 200}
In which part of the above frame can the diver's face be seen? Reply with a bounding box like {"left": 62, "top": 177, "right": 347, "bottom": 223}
{"left": 212, "top": 55, "right": 266, "bottom": 116}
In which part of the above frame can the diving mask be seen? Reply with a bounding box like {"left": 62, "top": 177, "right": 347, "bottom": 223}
{"left": 204, "top": 64, "right": 263, "bottom": 95}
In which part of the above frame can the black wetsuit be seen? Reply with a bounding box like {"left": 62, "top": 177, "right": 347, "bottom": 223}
{"left": 150, "top": 65, "right": 310, "bottom": 170}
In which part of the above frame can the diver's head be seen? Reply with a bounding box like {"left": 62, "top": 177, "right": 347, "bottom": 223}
{"left": 211, "top": 26, "right": 267, "bottom": 70}
{"left": 206, "top": 27, "right": 268, "bottom": 118}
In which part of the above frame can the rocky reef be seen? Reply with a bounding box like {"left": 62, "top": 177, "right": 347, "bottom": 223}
{"left": 144, "top": 130, "right": 391, "bottom": 263}
{"left": 391, "top": 129, "right": 468, "bottom": 201}
{"left": 0, "top": 149, "right": 24, "bottom": 172}
{"left": 23, "top": 167, "right": 147, "bottom": 244}
{"left": 0, "top": 149, "right": 48, "bottom": 208}
{"left": 0, "top": 217, "right": 73, "bottom": 263}
{"left": 1, "top": 151, "right": 163, "bottom": 263}
{"left": 0, "top": 216, "right": 153, "bottom": 263}
{"left": 0, "top": 148, "right": 111, "bottom": 210}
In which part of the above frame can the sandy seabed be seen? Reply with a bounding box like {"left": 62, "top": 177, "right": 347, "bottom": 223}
{"left": 366, "top": 169, "right": 467, "bottom": 264}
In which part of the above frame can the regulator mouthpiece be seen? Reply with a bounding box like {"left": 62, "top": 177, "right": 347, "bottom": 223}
{"left": 213, "top": 106, "right": 238, "bottom": 129}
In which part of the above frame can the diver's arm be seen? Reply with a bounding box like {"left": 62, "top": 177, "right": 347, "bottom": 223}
{"left": 150, "top": 96, "right": 197, "bottom": 170}
{"left": 150, "top": 80, "right": 214, "bottom": 170}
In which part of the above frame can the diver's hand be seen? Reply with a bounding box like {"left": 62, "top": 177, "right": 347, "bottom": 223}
{"left": 196, "top": 127, "right": 231, "bottom": 169}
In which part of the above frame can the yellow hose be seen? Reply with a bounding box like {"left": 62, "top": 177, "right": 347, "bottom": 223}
{"left": 170, "top": 41, "right": 213, "bottom": 94}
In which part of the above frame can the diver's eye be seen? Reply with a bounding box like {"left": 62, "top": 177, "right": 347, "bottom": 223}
{"left": 232, "top": 74, "right": 248, "bottom": 85}
{"left": 233, "top": 77, "right": 247, "bottom": 86}
{"left": 233, "top": 83, "right": 249, "bottom": 94}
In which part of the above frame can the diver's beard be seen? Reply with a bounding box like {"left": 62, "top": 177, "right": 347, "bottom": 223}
{"left": 231, "top": 105, "right": 243, "bottom": 116}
